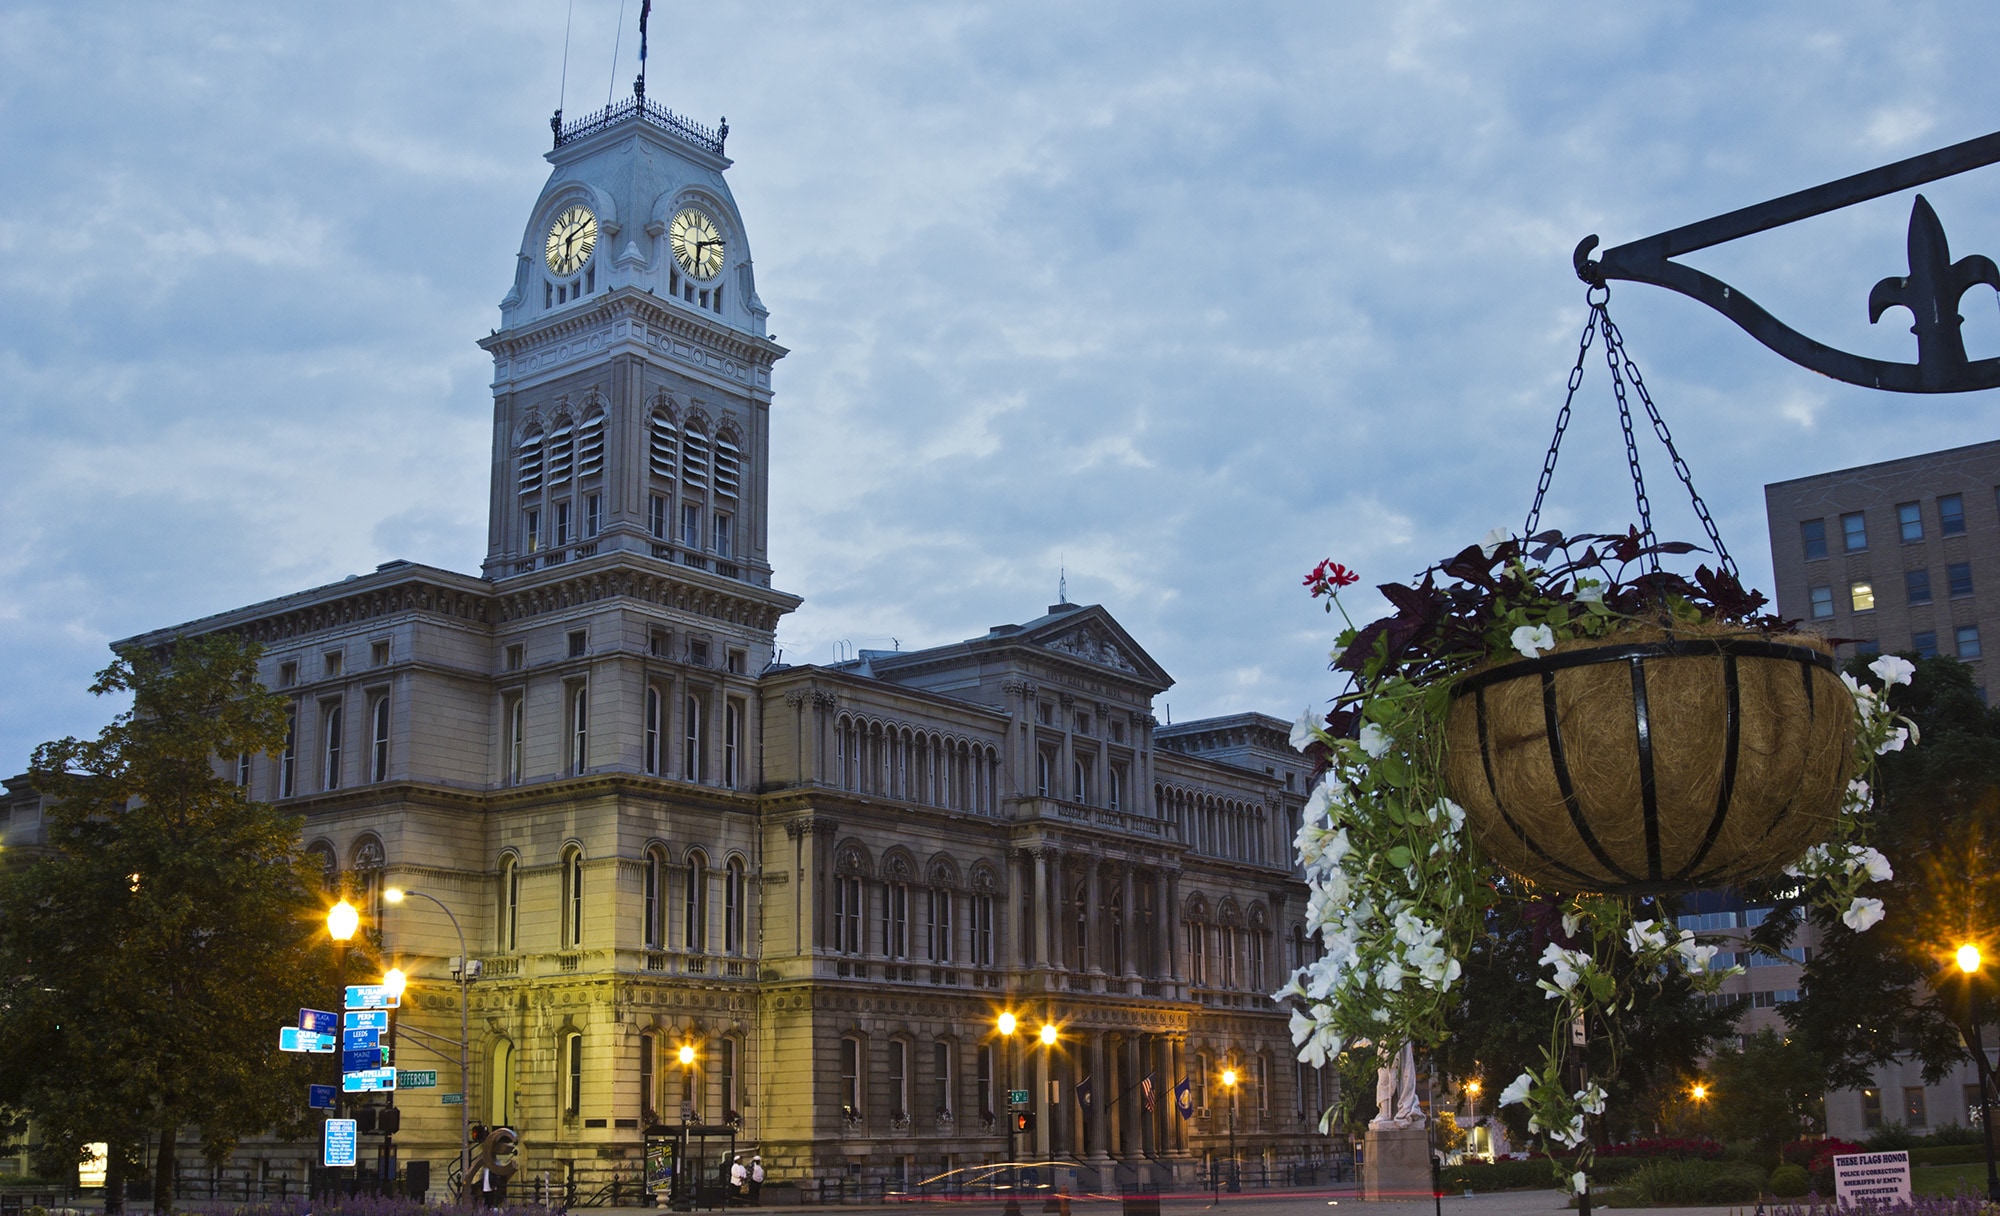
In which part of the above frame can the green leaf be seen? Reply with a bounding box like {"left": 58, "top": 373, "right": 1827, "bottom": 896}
{"left": 1386, "top": 845, "right": 1414, "bottom": 869}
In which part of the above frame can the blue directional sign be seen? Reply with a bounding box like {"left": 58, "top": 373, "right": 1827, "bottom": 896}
{"left": 300, "top": 1009, "right": 339, "bottom": 1036}
{"left": 343, "top": 1010, "right": 389, "bottom": 1032}
{"left": 342, "top": 1047, "right": 389, "bottom": 1074}
{"left": 343, "top": 1028, "right": 381, "bottom": 1051}
{"left": 280, "top": 1027, "right": 335, "bottom": 1053}
{"left": 344, "top": 985, "right": 400, "bottom": 1011}
{"left": 342, "top": 1067, "right": 397, "bottom": 1093}
{"left": 324, "top": 1118, "right": 358, "bottom": 1167}
{"left": 308, "top": 1084, "right": 337, "bottom": 1110}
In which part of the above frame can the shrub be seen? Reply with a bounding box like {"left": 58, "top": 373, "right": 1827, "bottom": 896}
{"left": 1701, "top": 1167, "right": 1766, "bottom": 1205}
{"left": 1599, "top": 1137, "right": 1725, "bottom": 1160}
{"left": 1441, "top": 1159, "right": 1569, "bottom": 1192}
{"left": 1911, "top": 1144, "right": 1985, "bottom": 1167}
{"left": 1784, "top": 1137, "right": 1864, "bottom": 1169}
{"left": 1770, "top": 1165, "right": 1811, "bottom": 1197}
{"left": 1866, "top": 1122, "right": 1919, "bottom": 1151}
{"left": 1617, "top": 1159, "right": 1767, "bottom": 1206}
{"left": 1922, "top": 1123, "right": 1980, "bottom": 1148}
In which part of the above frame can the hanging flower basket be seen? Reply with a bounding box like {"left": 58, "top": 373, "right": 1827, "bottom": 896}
{"left": 1442, "top": 626, "right": 1853, "bottom": 894}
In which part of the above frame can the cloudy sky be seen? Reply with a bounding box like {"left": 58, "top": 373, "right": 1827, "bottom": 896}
{"left": 5, "top": 2, "right": 2000, "bottom": 768}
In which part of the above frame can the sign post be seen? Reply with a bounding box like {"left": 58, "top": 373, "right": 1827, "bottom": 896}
{"left": 1834, "top": 1151, "right": 1911, "bottom": 1208}
{"left": 324, "top": 1119, "right": 359, "bottom": 1169}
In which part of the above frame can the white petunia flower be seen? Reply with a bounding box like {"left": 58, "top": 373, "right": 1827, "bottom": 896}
{"left": 1571, "top": 1172, "right": 1589, "bottom": 1196}
{"left": 1511, "top": 624, "right": 1556, "bottom": 658}
{"left": 1575, "top": 1083, "right": 1607, "bottom": 1115}
{"left": 1625, "top": 919, "right": 1669, "bottom": 953}
{"left": 1877, "top": 726, "right": 1910, "bottom": 754}
{"left": 1575, "top": 580, "right": 1605, "bottom": 604}
{"left": 1844, "top": 896, "right": 1886, "bottom": 932}
{"left": 1290, "top": 708, "right": 1320, "bottom": 752}
{"left": 1359, "top": 723, "right": 1393, "bottom": 758}
{"left": 1851, "top": 845, "right": 1893, "bottom": 883}
{"left": 1498, "top": 1072, "right": 1535, "bottom": 1107}
{"left": 1480, "top": 527, "right": 1510, "bottom": 558}
{"left": 1869, "top": 654, "right": 1917, "bottom": 687}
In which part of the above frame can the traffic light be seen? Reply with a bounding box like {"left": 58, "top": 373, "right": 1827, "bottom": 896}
{"left": 1013, "top": 1111, "right": 1034, "bottom": 1133}
{"left": 354, "top": 1106, "right": 378, "bottom": 1134}
{"left": 379, "top": 1106, "right": 401, "bottom": 1136}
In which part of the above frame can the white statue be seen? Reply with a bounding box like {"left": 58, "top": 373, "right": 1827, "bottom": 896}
{"left": 1370, "top": 1042, "right": 1423, "bottom": 1128}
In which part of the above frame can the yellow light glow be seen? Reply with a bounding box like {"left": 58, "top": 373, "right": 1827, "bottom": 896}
{"left": 1959, "top": 944, "right": 1983, "bottom": 974}
{"left": 383, "top": 968, "right": 407, "bottom": 998}
{"left": 1039, "top": 1023, "right": 1058, "bottom": 1046}
{"left": 1691, "top": 1084, "right": 1707, "bottom": 1101}
{"left": 1465, "top": 1080, "right": 1482, "bottom": 1096}
{"left": 327, "top": 900, "right": 359, "bottom": 942}
{"left": 384, "top": 888, "right": 406, "bottom": 904}
{"left": 1222, "top": 1068, "right": 1238, "bottom": 1088}
{"left": 997, "top": 1012, "right": 1017, "bottom": 1036}
{"left": 679, "top": 1044, "right": 696, "bottom": 1066}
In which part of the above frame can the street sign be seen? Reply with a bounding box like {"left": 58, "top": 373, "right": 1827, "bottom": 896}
{"left": 308, "top": 1084, "right": 337, "bottom": 1110}
{"left": 1008, "top": 1089, "right": 1030, "bottom": 1109}
{"left": 342, "top": 1068, "right": 397, "bottom": 1093}
{"left": 342, "top": 1047, "right": 390, "bottom": 1074}
{"left": 280, "top": 1027, "right": 335, "bottom": 1053}
{"left": 397, "top": 1070, "right": 438, "bottom": 1089}
{"left": 343, "top": 1028, "right": 381, "bottom": 1051}
{"left": 300, "top": 1009, "right": 339, "bottom": 1036}
{"left": 324, "top": 1118, "right": 358, "bottom": 1167}
{"left": 343, "top": 1010, "right": 389, "bottom": 1032}
{"left": 441, "top": 1093, "right": 465, "bottom": 1105}
{"left": 344, "top": 984, "right": 401, "bottom": 1011}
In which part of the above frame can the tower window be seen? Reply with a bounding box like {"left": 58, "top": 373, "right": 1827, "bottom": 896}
{"left": 650, "top": 495, "right": 669, "bottom": 540}
{"left": 524, "top": 508, "right": 541, "bottom": 553}
{"left": 548, "top": 418, "right": 575, "bottom": 485}
{"left": 670, "top": 269, "right": 680, "bottom": 295}
{"left": 714, "top": 437, "right": 741, "bottom": 500}
{"left": 555, "top": 500, "right": 571, "bottom": 546}
{"left": 577, "top": 412, "right": 605, "bottom": 477}
{"left": 699, "top": 290, "right": 709, "bottom": 308}
{"left": 714, "top": 285, "right": 724, "bottom": 312}
{"left": 517, "top": 431, "right": 544, "bottom": 495}
{"left": 681, "top": 502, "right": 702, "bottom": 548}
{"left": 585, "top": 493, "right": 600, "bottom": 538}
{"left": 545, "top": 282, "right": 554, "bottom": 308}
{"left": 682, "top": 428, "right": 710, "bottom": 491}
{"left": 713, "top": 514, "right": 732, "bottom": 559}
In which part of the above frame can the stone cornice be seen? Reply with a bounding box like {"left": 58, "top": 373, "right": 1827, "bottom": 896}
{"left": 492, "top": 559, "right": 800, "bottom": 633}
{"left": 481, "top": 287, "right": 787, "bottom": 374}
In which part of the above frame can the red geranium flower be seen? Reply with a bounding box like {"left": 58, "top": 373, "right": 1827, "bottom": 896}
{"left": 1303, "top": 559, "right": 1360, "bottom": 598}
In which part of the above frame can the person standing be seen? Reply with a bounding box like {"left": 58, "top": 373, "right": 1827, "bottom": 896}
{"left": 729, "top": 1153, "right": 748, "bottom": 1205}
{"left": 749, "top": 1155, "right": 764, "bottom": 1204}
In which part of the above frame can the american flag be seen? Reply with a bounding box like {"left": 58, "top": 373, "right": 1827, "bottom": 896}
{"left": 1141, "top": 1074, "right": 1156, "bottom": 1112}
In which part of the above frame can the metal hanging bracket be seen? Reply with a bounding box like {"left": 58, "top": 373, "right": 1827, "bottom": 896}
{"left": 1574, "top": 129, "right": 2000, "bottom": 393}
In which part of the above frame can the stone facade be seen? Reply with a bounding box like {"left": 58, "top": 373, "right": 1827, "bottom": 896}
{"left": 0, "top": 97, "right": 1335, "bottom": 1193}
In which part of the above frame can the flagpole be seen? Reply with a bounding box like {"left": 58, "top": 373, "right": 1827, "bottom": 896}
{"left": 634, "top": 0, "right": 652, "bottom": 101}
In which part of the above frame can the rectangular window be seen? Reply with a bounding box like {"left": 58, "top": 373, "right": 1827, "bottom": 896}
{"left": 555, "top": 500, "right": 571, "bottom": 545}
{"left": 1941, "top": 493, "right": 1967, "bottom": 536}
{"left": 1862, "top": 1087, "right": 1883, "bottom": 1130}
{"left": 568, "top": 629, "right": 587, "bottom": 657}
{"left": 889, "top": 1040, "right": 909, "bottom": 1119}
{"left": 569, "top": 684, "right": 588, "bottom": 775}
{"left": 1800, "top": 519, "right": 1828, "bottom": 560}
{"left": 505, "top": 643, "right": 523, "bottom": 671}
{"left": 1809, "top": 585, "right": 1834, "bottom": 619}
{"left": 644, "top": 687, "right": 662, "bottom": 775}
{"left": 840, "top": 1039, "right": 861, "bottom": 1116}
{"left": 505, "top": 695, "right": 525, "bottom": 784}
{"left": 1109, "top": 765, "right": 1124, "bottom": 812}
{"left": 371, "top": 640, "right": 390, "bottom": 667}
{"left": 684, "top": 694, "right": 704, "bottom": 782}
{"left": 650, "top": 494, "right": 668, "bottom": 540}
{"left": 236, "top": 752, "right": 250, "bottom": 786}
{"left": 725, "top": 863, "right": 744, "bottom": 954}
{"left": 1856, "top": 639, "right": 1881, "bottom": 657}
{"left": 1949, "top": 561, "right": 1974, "bottom": 598}
{"left": 724, "top": 701, "right": 741, "bottom": 789}
{"left": 1898, "top": 501, "right": 1924, "bottom": 542}
{"left": 934, "top": 1041, "right": 952, "bottom": 1116}
{"left": 727, "top": 650, "right": 746, "bottom": 674}
{"left": 1957, "top": 625, "right": 1982, "bottom": 660}
{"left": 836, "top": 876, "right": 863, "bottom": 953}
{"left": 973, "top": 894, "right": 994, "bottom": 966}
{"left": 1915, "top": 630, "right": 1940, "bottom": 659}
{"left": 324, "top": 650, "right": 342, "bottom": 677}
{"left": 649, "top": 629, "right": 669, "bottom": 658}
{"left": 886, "top": 883, "right": 909, "bottom": 958}
{"left": 1906, "top": 569, "right": 1934, "bottom": 605}
{"left": 977, "top": 1045, "right": 993, "bottom": 1119}
{"left": 713, "top": 513, "right": 733, "bottom": 559}
{"left": 1904, "top": 1086, "right": 1928, "bottom": 1128}
{"left": 719, "top": 1038, "right": 737, "bottom": 1121}
{"left": 322, "top": 704, "right": 343, "bottom": 791}
{"left": 585, "top": 493, "right": 601, "bottom": 538}
{"left": 370, "top": 696, "right": 390, "bottom": 782}
{"left": 681, "top": 502, "right": 701, "bottom": 548}
{"left": 1851, "top": 580, "right": 1876, "bottom": 612}
{"left": 279, "top": 661, "right": 298, "bottom": 688}
{"left": 566, "top": 1033, "right": 584, "bottom": 1117}
{"left": 639, "top": 1034, "right": 656, "bottom": 1119}
{"left": 930, "top": 889, "right": 954, "bottom": 962}
{"left": 525, "top": 507, "right": 541, "bottom": 553}
{"left": 644, "top": 853, "right": 662, "bottom": 949}
{"left": 1843, "top": 511, "right": 1868, "bottom": 552}
{"left": 1188, "top": 924, "right": 1206, "bottom": 986}
{"left": 685, "top": 859, "right": 708, "bottom": 953}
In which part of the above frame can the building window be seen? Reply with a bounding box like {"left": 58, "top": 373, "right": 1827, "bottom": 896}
{"left": 644, "top": 849, "right": 664, "bottom": 950}
{"left": 506, "top": 695, "right": 525, "bottom": 784}
{"left": 569, "top": 684, "right": 588, "bottom": 775}
{"left": 1916, "top": 631, "right": 1940, "bottom": 659}
{"left": 885, "top": 882, "right": 910, "bottom": 959}
{"left": 1073, "top": 758, "right": 1090, "bottom": 804}
{"left": 972, "top": 894, "right": 994, "bottom": 966}
{"left": 1855, "top": 639, "right": 1881, "bottom": 657}
{"left": 724, "top": 701, "right": 741, "bottom": 789}
{"left": 1842, "top": 511, "right": 1868, "bottom": 552}
{"left": 650, "top": 494, "right": 668, "bottom": 540}
{"left": 714, "top": 436, "right": 741, "bottom": 499}
{"left": 236, "top": 752, "right": 250, "bottom": 786}
{"left": 650, "top": 411, "right": 679, "bottom": 483}
{"left": 836, "top": 876, "right": 863, "bottom": 953}
{"left": 1109, "top": 765, "right": 1124, "bottom": 812}
{"left": 725, "top": 858, "right": 746, "bottom": 954}
{"left": 1800, "top": 518, "right": 1828, "bottom": 560}
{"left": 1898, "top": 501, "right": 1924, "bottom": 542}
{"left": 370, "top": 696, "right": 390, "bottom": 782}
{"left": 681, "top": 502, "right": 702, "bottom": 548}
{"left": 713, "top": 513, "right": 732, "bottom": 559}
{"left": 577, "top": 411, "right": 604, "bottom": 477}
{"left": 371, "top": 640, "right": 390, "bottom": 667}
{"left": 491, "top": 1039, "right": 517, "bottom": 1128}
{"left": 279, "top": 660, "right": 298, "bottom": 688}
{"left": 554, "top": 499, "right": 571, "bottom": 546}
{"left": 1257, "top": 1055, "right": 1271, "bottom": 1113}
{"left": 1904, "top": 1086, "right": 1928, "bottom": 1128}
{"left": 976, "top": 1045, "right": 993, "bottom": 1119}
{"left": 840, "top": 1039, "right": 862, "bottom": 1119}
{"left": 649, "top": 629, "right": 669, "bottom": 657}
{"left": 1906, "top": 569, "right": 1934, "bottom": 605}
{"left": 1850, "top": 581, "right": 1875, "bottom": 613}
{"left": 565, "top": 1032, "right": 584, "bottom": 1117}
{"left": 324, "top": 650, "right": 342, "bottom": 677}
{"left": 644, "top": 687, "right": 663, "bottom": 775}
{"left": 322, "top": 704, "right": 343, "bottom": 791}
{"left": 1809, "top": 585, "right": 1834, "bottom": 619}
{"left": 524, "top": 507, "right": 541, "bottom": 553}
{"left": 934, "top": 1041, "right": 953, "bottom": 1117}
{"left": 1861, "top": 1087, "right": 1883, "bottom": 1130}
{"left": 563, "top": 848, "right": 584, "bottom": 948}
{"left": 718, "top": 1037, "right": 738, "bottom": 1121}
{"left": 518, "top": 430, "right": 544, "bottom": 494}
{"left": 888, "top": 1040, "right": 910, "bottom": 1121}
{"left": 548, "top": 417, "right": 574, "bottom": 484}
{"left": 686, "top": 854, "right": 709, "bottom": 952}
{"left": 1036, "top": 752, "right": 1051, "bottom": 797}
{"left": 929, "top": 888, "right": 954, "bottom": 962}
{"left": 1193, "top": 1053, "right": 1207, "bottom": 1110}
{"left": 680, "top": 1038, "right": 700, "bottom": 1118}
{"left": 584, "top": 493, "right": 601, "bottom": 538}
{"left": 639, "top": 1034, "right": 657, "bottom": 1121}
{"left": 1949, "top": 561, "right": 1975, "bottom": 598}
{"left": 281, "top": 706, "right": 300, "bottom": 795}
{"left": 568, "top": 629, "right": 587, "bottom": 657}
{"left": 505, "top": 643, "right": 523, "bottom": 671}
{"left": 1940, "top": 493, "right": 1967, "bottom": 536}
{"left": 1188, "top": 923, "right": 1206, "bottom": 986}
{"left": 1958, "top": 625, "right": 1983, "bottom": 660}
{"left": 684, "top": 694, "right": 704, "bottom": 782}
{"left": 499, "top": 854, "right": 520, "bottom": 951}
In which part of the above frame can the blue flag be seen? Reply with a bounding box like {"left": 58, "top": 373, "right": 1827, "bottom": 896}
{"left": 1075, "top": 1075, "right": 1093, "bottom": 1109}
{"left": 1174, "top": 1077, "right": 1194, "bottom": 1120}
{"left": 638, "top": 0, "right": 651, "bottom": 61}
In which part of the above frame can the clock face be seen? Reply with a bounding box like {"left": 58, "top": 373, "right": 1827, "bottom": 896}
{"left": 544, "top": 205, "right": 597, "bottom": 276}
{"left": 669, "top": 209, "right": 726, "bottom": 281}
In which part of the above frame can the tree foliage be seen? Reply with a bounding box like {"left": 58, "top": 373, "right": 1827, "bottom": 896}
{"left": 0, "top": 634, "right": 334, "bottom": 1211}
{"left": 1700, "top": 1029, "right": 1827, "bottom": 1149}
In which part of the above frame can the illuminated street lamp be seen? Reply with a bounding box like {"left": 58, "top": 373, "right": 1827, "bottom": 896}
{"left": 382, "top": 887, "right": 474, "bottom": 1201}
{"left": 1690, "top": 1084, "right": 1706, "bottom": 1102}
{"left": 996, "top": 1012, "right": 1022, "bottom": 1216}
{"left": 1039, "top": 1022, "right": 1058, "bottom": 1047}
{"left": 1951, "top": 942, "right": 2000, "bottom": 1202}
{"left": 328, "top": 900, "right": 359, "bottom": 944}
{"left": 1221, "top": 1066, "right": 1240, "bottom": 1197}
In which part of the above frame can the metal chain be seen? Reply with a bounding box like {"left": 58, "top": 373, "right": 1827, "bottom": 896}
{"left": 1603, "top": 306, "right": 1659, "bottom": 573}
{"left": 1598, "top": 309, "right": 1739, "bottom": 579}
{"left": 1521, "top": 299, "right": 1603, "bottom": 538}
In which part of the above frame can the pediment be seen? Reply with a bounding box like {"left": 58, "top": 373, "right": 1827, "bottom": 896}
{"left": 1012, "top": 605, "right": 1172, "bottom": 690}
{"left": 1043, "top": 624, "right": 1137, "bottom": 674}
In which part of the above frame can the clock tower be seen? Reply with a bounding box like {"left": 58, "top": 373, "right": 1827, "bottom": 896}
{"left": 479, "top": 94, "right": 786, "bottom": 603}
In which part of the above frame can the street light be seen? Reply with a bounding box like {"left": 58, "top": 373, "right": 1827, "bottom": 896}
{"left": 382, "top": 887, "right": 473, "bottom": 1203}
{"left": 996, "top": 1012, "right": 1021, "bottom": 1216}
{"left": 1221, "top": 1067, "right": 1240, "bottom": 1197}
{"left": 1951, "top": 942, "right": 2000, "bottom": 1202}
{"left": 325, "top": 901, "right": 358, "bottom": 1197}
{"left": 328, "top": 900, "right": 360, "bottom": 943}
{"left": 1690, "top": 1084, "right": 1706, "bottom": 1102}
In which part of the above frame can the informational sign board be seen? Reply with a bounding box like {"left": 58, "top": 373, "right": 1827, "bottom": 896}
{"left": 344, "top": 984, "right": 401, "bottom": 1011}
{"left": 344, "top": 1010, "right": 389, "bottom": 1032}
{"left": 79, "top": 1143, "right": 107, "bottom": 1188}
{"left": 1008, "top": 1089, "right": 1030, "bottom": 1109}
{"left": 1834, "top": 1151, "right": 1911, "bottom": 1207}
{"left": 280, "top": 1027, "right": 335, "bottom": 1053}
{"left": 397, "top": 1070, "right": 438, "bottom": 1089}
{"left": 342, "top": 1047, "right": 390, "bottom": 1074}
{"left": 308, "top": 1084, "right": 337, "bottom": 1110}
{"left": 441, "top": 1093, "right": 465, "bottom": 1105}
{"left": 300, "top": 1009, "right": 339, "bottom": 1036}
{"left": 343, "top": 1028, "right": 381, "bottom": 1050}
{"left": 324, "top": 1119, "right": 359, "bottom": 1167}
{"left": 342, "top": 1067, "right": 398, "bottom": 1093}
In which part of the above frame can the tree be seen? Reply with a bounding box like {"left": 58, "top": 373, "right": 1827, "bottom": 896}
{"left": 1702, "top": 1029, "right": 1827, "bottom": 1149}
{"left": 0, "top": 634, "right": 333, "bottom": 1212}
{"left": 1778, "top": 653, "right": 2000, "bottom": 1092}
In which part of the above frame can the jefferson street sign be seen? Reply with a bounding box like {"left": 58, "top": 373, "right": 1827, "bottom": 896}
{"left": 397, "top": 1070, "right": 438, "bottom": 1089}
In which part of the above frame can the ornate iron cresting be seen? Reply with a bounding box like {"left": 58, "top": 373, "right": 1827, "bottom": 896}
{"left": 550, "top": 93, "right": 728, "bottom": 156}
{"left": 1574, "top": 129, "right": 2000, "bottom": 393}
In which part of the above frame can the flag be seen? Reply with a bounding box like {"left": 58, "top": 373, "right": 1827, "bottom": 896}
{"left": 1141, "top": 1074, "right": 1156, "bottom": 1112}
{"left": 1075, "top": 1075, "right": 1093, "bottom": 1110}
{"left": 1174, "top": 1077, "right": 1194, "bottom": 1121}
{"left": 638, "top": 0, "right": 652, "bottom": 61}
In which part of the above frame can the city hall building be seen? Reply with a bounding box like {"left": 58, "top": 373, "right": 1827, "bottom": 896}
{"left": 3, "top": 94, "right": 1326, "bottom": 1195}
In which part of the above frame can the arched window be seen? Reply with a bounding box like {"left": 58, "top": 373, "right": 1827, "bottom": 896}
{"left": 685, "top": 853, "right": 708, "bottom": 953}
{"left": 643, "top": 847, "right": 665, "bottom": 950}
{"left": 840, "top": 1037, "right": 863, "bottom": 1120}
{"left": 724, "top": 857, "right": 746, "bottom": 954}
{"left": 649, "top": 411, "right": 679, "bottom": 482}
{"left": 562, "top": 847, "right": 583, "bottom": 949}
{"left": 928, "top": 886, "right": 953, "bottom": 963}
{"left": 322, "top": 704, "right": 343, "bottom": 791}
{"left": 933, "top": 1039, "right": 955, "bottom": 1119}
{"left": 498, "top": 854, "right": 520, "bottom": 952}
{"left": 644, "top": 686, "right": 663, "bottom": 775}
{"left": 352, "top": 836, "right": 385, "bottom": 938}
{"left": 307, "top": 841, "right": 338, "bottom": 894}
{"left": 1073, "top": 758, "right": 1088, "bottom": 804}
{"left": 547, "top": 416, "right": 575, "bottom": 485}
{"left": 517, "top": 428, "right": 544, "bottom": 495}
{"left": 639, "top": 1033, "right": 659, "bottom": 1123}
{"left": 679, "top": 1034, "right": 702, "bottom": 1118}
{"left": 370, "top": 695, "right": 390, "bottom": 783}
{"left": 490, "top": 1039, "right": 517, "bottom": 1128}
{"left": 684, "top": 694, "right": 704, "bottom": 782}
{"left": 1037, "top": 752, "right": 1051, "bottom": 798}
{"left": 577, "top": 410, "right": 605, "bottom": 478}
{"left": 718, "top": 1036, "right": 740, "bottom": 1122}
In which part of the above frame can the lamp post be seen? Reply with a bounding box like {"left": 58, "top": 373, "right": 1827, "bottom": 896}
{"left": 383, "top": 887, "right": 473, "bottom": 1203}
{"left": 326, "top": 900, "right": 359, "bottom": 1198}
{"left": 1221, "top": 1067, "right": 1239, "bottom": 1196}
{"left": 382, "top": 967, "right": 407, "bottom": 1194}
{"left": 1953, "top": 944, "right": 2000, "bottom": 1202}
{"left": 997, "top": 1012, "right": 1021, "bottom": 1216}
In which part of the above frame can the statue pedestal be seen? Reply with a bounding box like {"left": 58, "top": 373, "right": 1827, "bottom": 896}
{"left": 1362, "top": 1125, "right": 1432, "bottom": 1202}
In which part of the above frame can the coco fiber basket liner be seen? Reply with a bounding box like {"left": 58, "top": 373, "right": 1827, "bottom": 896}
{"left": 1441, "top": 626, "right": 1853, "bottom": 894}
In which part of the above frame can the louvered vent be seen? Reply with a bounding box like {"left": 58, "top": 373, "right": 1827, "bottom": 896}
{"left": 547, "top": 419, "right": 575, "bottom": 484}
{"left": 577, "top": 413, "right": 605, "bottom": 477}
{"left": 714, "top": 436, "right": 741, "bottom": 500}
{"left": 682, "top": 428, "right": 710, "bottom": 491}
{"left": 649, "top": 414, "right": 678, "bottom": 481}
{"left": 517, "top": 434, "right": 544, "bottom": 495}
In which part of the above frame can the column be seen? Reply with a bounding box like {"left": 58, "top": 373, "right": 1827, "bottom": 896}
{"left": 1120, "top": 866, "right": 1138, "bottom": 983}
{"left": 1029, "top": 850, "right": 1048, "bottom": 969}
{"left": 1043, "top": 851, "right": 1064, "bottom": 973}
{"left": 1169, "top": 1036, "right": 1189, "bottom": 1156}
{"left": 1008, "top": 849, "right": 1026, "bottom": 969}
{"left": 1120, "top": 1035, "right": 1143, "bottom": 1161}
{"left": 1084, "top": 863, "right": 1104, "bottom": 978}
{"left": 1165, "top": 870, "right": 1184, "bottom": 993}
{"left": 1086, "top": 1032, "right": 1110, "bottom": 1163}
{"left": 1034, "top": 1037, "right": 1052, "bottom": 1158}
